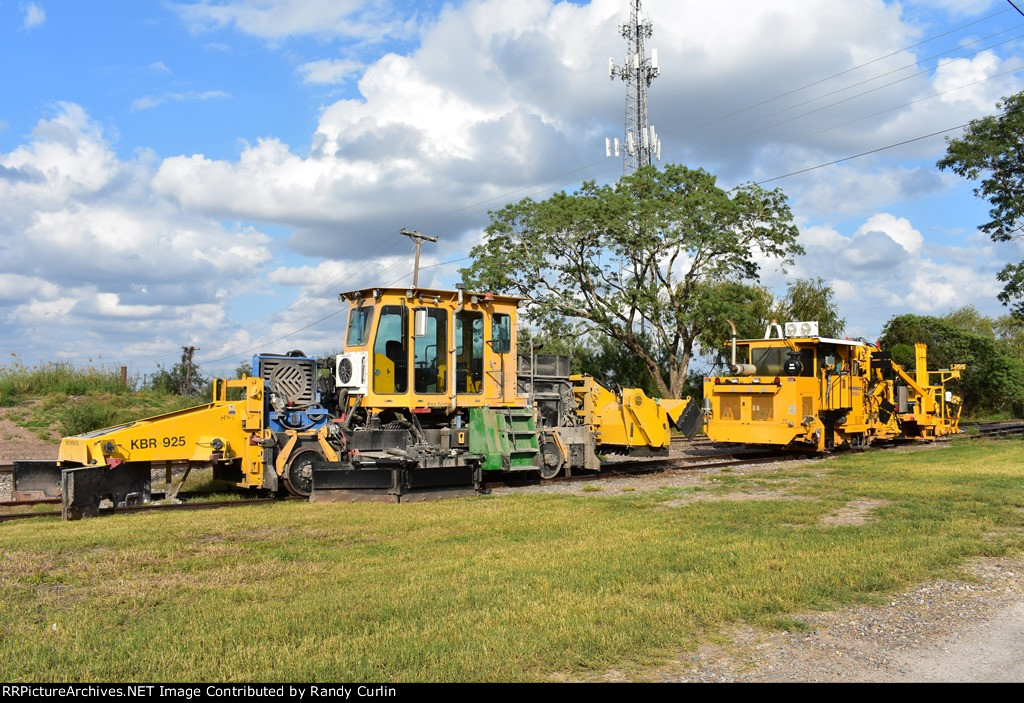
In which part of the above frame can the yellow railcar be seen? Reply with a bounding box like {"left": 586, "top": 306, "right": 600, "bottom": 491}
{"left": 703, "top": 321, "right": 962, "bottom": 451}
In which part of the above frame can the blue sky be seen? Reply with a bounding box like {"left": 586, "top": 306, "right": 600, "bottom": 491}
{"left": 2, "top": 0, "right": 1023, "bottom": 377}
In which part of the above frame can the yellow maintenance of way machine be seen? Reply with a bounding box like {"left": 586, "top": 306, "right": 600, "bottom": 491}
{"left": 13, "top": 285, "right": 702, "bottom": 518}
{"left": 703, "top": 320, "right": 964, "bottom": 451}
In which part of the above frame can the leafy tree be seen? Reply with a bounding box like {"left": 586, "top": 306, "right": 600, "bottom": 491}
{"left": 693, "top": 281, "right": 776, "bottom": 366}
{"left": 577, "top": 332, "right": 667, "bottom": 396}
{"left": 149, "top": 361, "right": 207, "bottom": 397}
{"left": 937, "top": 92, "right": 1024, "bottom": 318}
{"left": 776, "top": 277, "right": 846, "bottom": 338}
{"left": 462, "top": 164, "right": 802, "bottom": 398}
{"left": 691, "top": 278, "right": 844, "bottom": 372}
{"left": 516, "top": 324, "right": 654, "bottom": 390}
{"left": 149, "top": 346, "right": 206, "bottom": 397}
{"left": 880, "top": 311, "right": 1024, "bottom": 416}
{"left": 942, "top": 305, "right": 995, "bottom": 338}
{"left": 994, "top": 314, "right": 1024, "bottom": 358}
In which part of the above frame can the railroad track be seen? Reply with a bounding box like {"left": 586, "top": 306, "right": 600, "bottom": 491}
{"left": 485, "top": 448, "right": 814, "bottom": 490}
{"left": 3, "top": 427, "right": 1021, "bottom": 522}
{"left": 959, "top": 420, "right": 1024, "bottom": 438}
{"left": 3, "top": 449, "right": 810, "bottom": 521}
{"left": 0, "top": 495, "right": 279, "bottom": 523}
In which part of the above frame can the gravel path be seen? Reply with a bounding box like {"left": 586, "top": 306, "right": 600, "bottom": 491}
{"left": 671, "top": 557, "right": 1024, "bottom": 683}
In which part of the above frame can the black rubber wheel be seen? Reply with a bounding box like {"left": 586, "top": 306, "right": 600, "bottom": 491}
{"left": 283, "top": 449, "right": 321, "bottom": 497}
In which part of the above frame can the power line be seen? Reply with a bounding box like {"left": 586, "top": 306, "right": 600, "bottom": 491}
{"left": 194, "top": 255, "right": 409, "bottom": 365}
{"left": 124, "top": 232, "right": 409, "bottom": 367}
{"left": 667, "top": 8, "right": 1017, "bottom": 142}
{"left": 232, "top": 234, "right": 405, "bottom": 334}
{"left": 136, "top": 55, "right": 1018, "bottom": 370}
{"left": 195, "top": 256, "right": 471, "bottom": 366}
{"left": 188, "top": 40, "right": 1016, "bottom": 365}
{"left": 661, "top": 57, "right": 1024, "bottom": 170}
{"left": 660, "top": 27, "right": 1024, "bottom": 162}
{"left": 750, "top": 123, "right": 970, "bottom": 186}
{"left": 418, "top": 8, "right": 1020, "bottom": 228}
{"left": 427, "top": 56, "right": 1022, "bottom": 231}
{"left": 792, "top": 64, "right": 1024, "bottom": 146}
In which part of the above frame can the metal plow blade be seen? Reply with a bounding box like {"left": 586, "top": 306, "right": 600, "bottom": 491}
{"left": 61, "top": 464, "right": 152, "bottom": 520}
{"left": 674, "top": 398, "right": 704, "bottom": 439}
{"left": 11, "top": 460, "right": 62, "bottom": 501}
{"left": 310, "top": 464, "right": 481, "bottom": 503}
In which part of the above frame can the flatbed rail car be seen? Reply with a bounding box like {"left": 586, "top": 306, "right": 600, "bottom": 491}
{"left": 14, "top": 286, "right": 701, "bottom": 519}
{"left": 702, "top": 320, "right": 963, "bottom": 452}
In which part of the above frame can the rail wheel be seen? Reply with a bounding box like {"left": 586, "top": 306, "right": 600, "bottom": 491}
{"left": 283, "top": 449, "right": 321, "bottom": 497}
{"left": 539, "top": 440, "right": 563, "bottom": 480}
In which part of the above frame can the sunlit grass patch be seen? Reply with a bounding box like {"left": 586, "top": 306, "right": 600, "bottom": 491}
{"left": 0, "top": 440, "right": 1022, "bottom": 682}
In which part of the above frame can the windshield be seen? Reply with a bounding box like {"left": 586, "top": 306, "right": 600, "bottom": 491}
{"left": 346, "top": 307, "right": 374, "bottom": 347}
{"left": 747, "top": 346, "right": 815, "bottom": 377}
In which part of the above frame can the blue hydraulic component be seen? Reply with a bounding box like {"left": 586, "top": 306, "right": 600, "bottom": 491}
{"left": 253, "top": 352, "right": 332, "bottom": 433}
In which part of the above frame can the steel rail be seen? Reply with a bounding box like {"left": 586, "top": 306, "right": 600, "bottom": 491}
{"left": 0, "top": 496, "right": 280, "bottom": 523}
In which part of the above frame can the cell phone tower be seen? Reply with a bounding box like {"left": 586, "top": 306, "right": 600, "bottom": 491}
{"left": 605, "top": 0, "right": 661, "bottom": 175}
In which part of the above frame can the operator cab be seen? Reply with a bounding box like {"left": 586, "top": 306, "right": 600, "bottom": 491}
{"left": 334, "top": 286, "right": 524, "bottom": 416}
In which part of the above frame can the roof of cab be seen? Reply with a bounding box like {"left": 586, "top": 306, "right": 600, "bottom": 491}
{"left": 737, "top": 336, "right": 868, "bottom": 347}
{"left": 339, "top": 287, "right": 524, "bottom": 306}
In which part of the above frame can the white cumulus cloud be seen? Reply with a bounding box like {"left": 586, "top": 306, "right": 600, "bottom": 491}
{"left": 0, "top": 104, "right": 274, "bottom": 367}
{"left": 296, "top": 59, "right": 362, "bottom": 85}
{"left": 8, "top": 0, "right": 1024, "bottom": 368}
{"left": 20, "top": 1, "right": 45, "bottom": 30}
{"left": 171, "top": 0, "right": 409, "bottom": 42}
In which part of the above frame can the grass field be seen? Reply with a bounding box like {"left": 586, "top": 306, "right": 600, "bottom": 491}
{"left": 0, "top": 361, "right": 201, "bottom": 439}
{"left": 2, "top": 439, "right": 1023, "bottom": 682}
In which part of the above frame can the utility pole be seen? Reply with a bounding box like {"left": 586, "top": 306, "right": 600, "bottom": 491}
{"left": 181, "top": 345, "right": 198, "bottom": 395}
{"left": 606, "top": 0, "right": 661, "bottom": 175}
{"left": 399, "top": 228, "right": 438, "bottom": 288}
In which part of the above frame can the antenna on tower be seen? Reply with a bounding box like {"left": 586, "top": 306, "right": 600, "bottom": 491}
{"left": 604, "top": 0, "right": 661, "bottom": 175}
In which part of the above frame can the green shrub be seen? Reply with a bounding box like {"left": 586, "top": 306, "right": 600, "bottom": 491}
{"left": 57, "top": 402, "right": 128, "bottom": 437}
{"left": 0, "top": 361, "right": 132, "bottom": 405}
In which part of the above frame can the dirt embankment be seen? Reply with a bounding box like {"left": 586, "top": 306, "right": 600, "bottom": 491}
{"left": 0, "top": 416, "right": 58, "bottom": 462}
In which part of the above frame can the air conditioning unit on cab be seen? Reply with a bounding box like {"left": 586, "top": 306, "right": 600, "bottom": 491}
{"left": 336, "top": 351, "right": 369, "bottom": 395}
{"left": 784, "top": 321, "right": 819, "bottom": 338}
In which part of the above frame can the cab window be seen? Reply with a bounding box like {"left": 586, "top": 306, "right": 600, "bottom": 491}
{"left": 750, "top": 347, "right": 786, "bottom": 375}
{"left": 346, "top": 307, "right": 373, "bottom": 347}
{"left": 414, "top": 308, "right": 447, "bottom": 394}
{"left": 491, "top": 313, "right": 511, "bottom": 354}
{"left": 749, "top": 346, "right": 816, "bottom": 377}
{"left": 373, "top": 305, "right": 407, "bottom": 394}
{"left": 455, "top": 310, "right": 484, "bottom": 393}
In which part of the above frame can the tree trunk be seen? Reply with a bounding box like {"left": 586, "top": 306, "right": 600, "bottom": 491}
{"left": 620, "top": 334, "right": 672, "bottom": 398}
{"left": 670, "top": 344, "right": 693, "bottom": 399}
